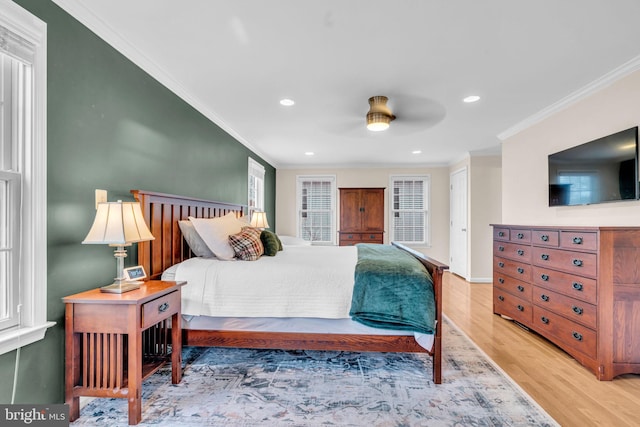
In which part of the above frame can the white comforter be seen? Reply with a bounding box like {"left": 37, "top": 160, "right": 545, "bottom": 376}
{"left": 175, "top": 245, "right": 358, "bottom": 318}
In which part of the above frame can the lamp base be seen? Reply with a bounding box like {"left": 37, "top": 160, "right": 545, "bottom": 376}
{"left": 100, "top": 281, "right": 142, "bottom": 293}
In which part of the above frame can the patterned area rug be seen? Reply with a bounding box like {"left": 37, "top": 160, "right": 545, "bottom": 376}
{"left": 72, "top": 319, "right": 558, "bottom": 426}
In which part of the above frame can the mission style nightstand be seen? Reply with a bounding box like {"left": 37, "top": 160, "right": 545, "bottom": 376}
{"left": 64, "top": 280, "right": 186, "bottom": 425}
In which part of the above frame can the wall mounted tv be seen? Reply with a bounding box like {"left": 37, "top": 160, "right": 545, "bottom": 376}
{"left": 548, "top": 126, "right": 639, "bottom": 206}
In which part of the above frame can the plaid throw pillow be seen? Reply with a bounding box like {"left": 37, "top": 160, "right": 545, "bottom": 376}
{"left": 228, "top": 227, "right": 264, "bottom": 261}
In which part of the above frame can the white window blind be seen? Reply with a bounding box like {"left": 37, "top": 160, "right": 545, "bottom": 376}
{"left": 248, "top": 157, "right": 265, "bottom": 213}
{"left": 390, "top": 175, "right": 429, "bottom": 245}
{"left": 297, "top": 176, "right": 336, "bottom": 244}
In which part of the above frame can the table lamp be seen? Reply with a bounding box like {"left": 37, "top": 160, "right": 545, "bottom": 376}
{"left": 82, "top": 201, "right": 155, "bottom": 293}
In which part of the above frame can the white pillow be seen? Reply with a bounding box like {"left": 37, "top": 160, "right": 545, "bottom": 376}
{"left": 188, "top": 213, "right": 245, "bottom": 260}
{"left": 178, "top": 220, "right": 215, "bottom": 258}
{"left": 278, "top": 235, "right": 312, "bottom": 246}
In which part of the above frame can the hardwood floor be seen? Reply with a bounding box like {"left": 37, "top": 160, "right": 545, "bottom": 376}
{"left": 442, "top": 272, "right": 640, "bottom": 427}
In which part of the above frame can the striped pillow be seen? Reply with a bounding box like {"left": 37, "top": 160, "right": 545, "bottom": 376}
{"left": 228, "top": 227, "right": 264, "bottom": 261}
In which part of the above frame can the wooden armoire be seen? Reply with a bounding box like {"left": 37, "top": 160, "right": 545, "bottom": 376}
{"left": 338, "top": 188, "right": 384, "bottom": 246}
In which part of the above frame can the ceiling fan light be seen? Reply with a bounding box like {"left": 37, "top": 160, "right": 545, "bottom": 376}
{"left": 367, "top": 113, "right": 391, "bottom": 131}
{"left": 366, "top": 96, "right": 395, "bottom": 131}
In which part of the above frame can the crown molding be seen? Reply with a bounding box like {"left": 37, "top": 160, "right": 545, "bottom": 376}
{"left": 498, "top": 54, "right": 640, "bottom": 141}
{"left": 51, "top": 0, "right": 277, "bottom": 168}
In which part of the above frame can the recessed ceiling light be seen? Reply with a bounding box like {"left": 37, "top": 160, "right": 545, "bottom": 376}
{"left": 280, "top": 98, "right": 295, "bottom": 106}
{"left": 304, "top": 151, "right": 314, "bottom": 156}
{"left": 412, "top": 150, "right": 422, "bottom": 154}
{"left": 463, "top": 95, "right": 480, "bottom": 103}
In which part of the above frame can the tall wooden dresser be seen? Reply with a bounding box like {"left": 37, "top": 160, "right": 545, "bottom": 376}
{"left": 491, "top": 224, "right": 640, "bottom": 380}
{"left": 338, "top": 188, "right": 384, "bottom": 246}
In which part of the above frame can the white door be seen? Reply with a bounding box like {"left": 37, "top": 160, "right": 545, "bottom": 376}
{"left": 450, "top": 168, "right": 468, "bottom": 279}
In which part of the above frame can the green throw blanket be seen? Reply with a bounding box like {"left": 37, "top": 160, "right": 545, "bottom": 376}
{"left": 349, "top": 243, "right": 435, "bottom": 334}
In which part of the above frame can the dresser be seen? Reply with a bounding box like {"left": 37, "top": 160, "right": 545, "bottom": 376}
{"left": 338, "top": 188, "right": 384, "bottom": 246}
{"left": 491, "top": 224, "right": 640, "bottom": 380}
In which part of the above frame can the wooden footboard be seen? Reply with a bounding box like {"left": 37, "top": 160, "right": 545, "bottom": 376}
{"left": 132, "top": 189, "right": 448, "bottom": 384}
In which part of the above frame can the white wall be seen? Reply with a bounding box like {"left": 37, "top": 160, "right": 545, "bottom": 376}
{"left": 449, "top": 155, "right": 502, "bottom": 282}
{"left": 470, "top": 155, "right": 502, "bottom": 281}
{"left": 276, "top": 167, "right": 450, "bottom": 265}
{"left": 502, "top": 69, "right": 640, "bottom": 226}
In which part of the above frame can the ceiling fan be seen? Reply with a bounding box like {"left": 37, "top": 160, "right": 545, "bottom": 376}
{"left": 366, "top": 96, "right": 396, "bottom": 131}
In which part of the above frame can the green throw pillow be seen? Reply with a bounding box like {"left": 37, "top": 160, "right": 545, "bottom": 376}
{"left": 260, "top": 230, "right": 280, "bottom": 256}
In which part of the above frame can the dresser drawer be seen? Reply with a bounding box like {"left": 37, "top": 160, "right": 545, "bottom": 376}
{"left": 494, "top": 257, "right": 532, "bottom": 281}
{"left": 532, "top": 266, "right": 597, "bottom": 304}
{"left": 142, "top": 290, "right": 180, "bottom": 329}
{"left": 361, "top": 232, "right": 383, "bottom": 242}
{"left": 532, "top": 230, "right": 559, "bottom": 247}
{"left": 493, "top": 227, "right": 510, "bottom": 241}
{"left": 509, "top": 229, "right": 531, "bottom": 243}
{"left": 494, "top": 273, "right": 532, "bottom": 301}
{"left": 494, "top": 289, "right": 532, "bottom": 324}
{"left": 560, "top": 231, "right": 597, "bottom": 251}
{"left": 533, "top": 306, "right": 596, "bottom": 359}
{"left": 493, "top": 241, "right": 532, "bottom": 263}
{"left": 531, "top": 246, "right": 597, "bottom": 278}
{"left": 533, "top": 286, "right": 596, "bottom": 329}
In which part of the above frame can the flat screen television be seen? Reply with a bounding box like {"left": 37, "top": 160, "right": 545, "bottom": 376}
{"left": 548, "top": 126, "right": 639, "bottom": 206}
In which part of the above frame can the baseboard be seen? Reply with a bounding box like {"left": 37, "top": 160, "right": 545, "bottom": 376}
{"left": 468, "top": 277, "right": 492, "bottom": 284}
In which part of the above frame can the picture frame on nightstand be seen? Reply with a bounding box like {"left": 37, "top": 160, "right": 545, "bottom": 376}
{"left": 123, "top": 265, "right": 147, "bottom": 283}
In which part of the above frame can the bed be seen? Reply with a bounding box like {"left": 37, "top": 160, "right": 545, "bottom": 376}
{"left": 131, "top": 189, "right": 448, "bottom": 383}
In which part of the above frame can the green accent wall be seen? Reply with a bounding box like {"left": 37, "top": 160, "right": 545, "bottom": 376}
{"left": 0, "top": 0, "right": 275, "bottom": 403}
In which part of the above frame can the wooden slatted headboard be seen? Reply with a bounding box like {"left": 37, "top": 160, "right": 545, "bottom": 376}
{"left": 131, "top": 190, "right": 246, "bottom": 280}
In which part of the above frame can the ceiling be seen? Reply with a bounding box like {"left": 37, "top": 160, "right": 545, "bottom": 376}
{"left": 53, "top": 0, "right": 640, "bottom": 169}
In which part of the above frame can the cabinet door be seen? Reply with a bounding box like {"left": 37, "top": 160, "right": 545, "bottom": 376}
{"left": 340, "top": 189, "right": 362, "bottom": 231}
{"left": 361, "top": 189, "right": 384, "bottom": 231}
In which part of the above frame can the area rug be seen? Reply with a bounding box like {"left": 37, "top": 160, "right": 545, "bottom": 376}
{"left": 72, "top": 318, "right": 558, "bottom": 426}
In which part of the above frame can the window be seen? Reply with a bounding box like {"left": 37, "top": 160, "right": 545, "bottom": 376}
{"left": 296, "top": 175, "right": 336, "bottom": 244}
{"left": 248, "top": 157, "right": 265, "bottom": 215}
{"left": 557, "top": 171, "right": 598, "bottom": 205}
{"left": 0, "top": 1, "right": 52, "bottom": 355}
{"left": 389, "top": 175, "right": 430, "bottom": 245}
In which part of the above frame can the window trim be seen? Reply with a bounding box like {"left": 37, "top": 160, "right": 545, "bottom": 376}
{"left": 388, "top": 174, "right": 431, "bottom": 246}
{"left": 296, "top": 175, "right": 337, "bottom": 245}
{"left": 247, "top": 157, "right": 265, "bottom": 215}
{"left": 0, "top": 0, "right": 53, "bottom": 355}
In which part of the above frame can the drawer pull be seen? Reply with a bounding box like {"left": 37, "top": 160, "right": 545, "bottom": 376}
{"left": 541, "top": 234, "right": 549, "bottom": 242}
{"left": 369, "top": 235, "right": 375, "bottom": 239}
{"left": 540, "top": 316, "right": 549, "bottom": 324}
{"left": 158, "top": 302, "right": 170, "bottom": 313}
{"left": 498, "top": 262, "right": 505, "bottom": 268}
{"left": 498, "top": 245, "right": 504, "bottom": 251}
{"left": 540, "top": 294, "right": 549, "bottom": 302}
{"left": 498, "top": 231, "right": 505, "bottom": 237}
{"left": 517, "top": 285, "right": 525, "bottom": 292}
{"left": 572, "top": 331, "right": 583, "bottom": 341}
{"left": 540, "top": 254, "right": 549, "bottom": 260}
{"left": 572, "top": 259, "right": 583, "bottom": 267}
{"left": 517, "top": 233, "right": 524, "bottom": 239}
{"left": 572, "top": 305, "right": 583, "bottom": 315}
{"left": 541, "top": 274, "right": 549, "bottom": 281}
{"left": 517, "top": 249, "right": 524, "bottom": 256}
{"left": 498, "top": 278, "right": 505, "bottom": 284}
{"left": 572, "top": 236, "right": 583, "bottom": 245}
{"left": 517, "top": 305, "right": 524, "bottom": 312}
{"left": 517, "top": 267, "right": 524, "bottom": 274}
{"left": 498, "top": 295, "right": 504, "bottom": 301}
{"left": 572, "top": 282, "right": 584, "bottom": 291}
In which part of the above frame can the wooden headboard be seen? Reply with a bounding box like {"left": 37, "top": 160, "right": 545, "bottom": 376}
{"left": 131, "top": 190, "right": 246, "bottom": 280}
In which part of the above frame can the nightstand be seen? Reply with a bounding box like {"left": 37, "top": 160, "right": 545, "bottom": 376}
{"left": 64, "top": 280, "right": 186, "bottom": 425}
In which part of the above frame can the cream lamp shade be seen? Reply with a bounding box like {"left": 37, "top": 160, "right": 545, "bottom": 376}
{"left": 250, "top": 211, "right": 270, "bottom": 229}
{"left": 83, "top": 201, "right": 154, "bottom": 293}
